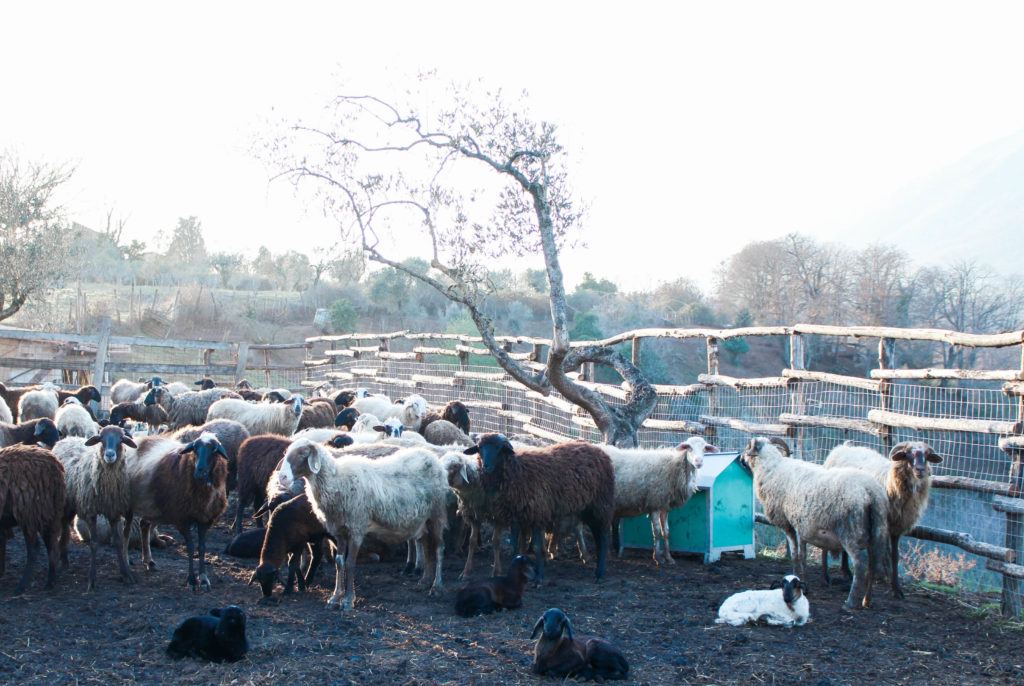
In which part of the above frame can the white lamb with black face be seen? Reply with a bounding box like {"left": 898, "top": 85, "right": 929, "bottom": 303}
{"left": 716, "top": 574, "right": 810, "bottom": 627}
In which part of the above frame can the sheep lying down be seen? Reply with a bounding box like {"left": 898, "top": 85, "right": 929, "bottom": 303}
{"left": 716, "top": 574, "right": 810, "bottom": 628}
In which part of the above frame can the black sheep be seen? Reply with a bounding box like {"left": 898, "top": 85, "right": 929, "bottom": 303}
{"left": 223, "top": 528, "right": 267, "bottom": 558}
{"left": 531, "top": 608, "right": 628, "bottom": 680}
{"left": 455, "top": 554, "right": 536, "bottom": 617}
{"left": 167, "top": 606, "right": 249, "bottom": 663}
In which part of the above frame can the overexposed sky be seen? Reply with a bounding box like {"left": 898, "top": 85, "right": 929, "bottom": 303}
{"left": 2, "top": 1, "right": 1023, "bottom": 290}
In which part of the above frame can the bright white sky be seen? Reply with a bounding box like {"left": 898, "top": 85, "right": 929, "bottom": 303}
{"left": 2, "top": 1, "right": 1023, "bottom": 291}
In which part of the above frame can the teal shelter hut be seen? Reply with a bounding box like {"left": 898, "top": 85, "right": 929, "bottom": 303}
{"left": 618, "top": 450, "right": 755, "bottom": 563}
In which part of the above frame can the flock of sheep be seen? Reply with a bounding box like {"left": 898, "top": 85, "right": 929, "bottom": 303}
{"left": 0, "top": 374, "right": 941, "bottom": 678}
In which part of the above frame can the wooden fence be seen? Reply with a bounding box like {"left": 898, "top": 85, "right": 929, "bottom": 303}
{"left": 303, "top": 325, "right": 1024, "bottom": 618}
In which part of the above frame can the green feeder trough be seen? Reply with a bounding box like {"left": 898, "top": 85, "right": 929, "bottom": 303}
{"left": 618, "top": 451, "right": 755, "bottom": 563}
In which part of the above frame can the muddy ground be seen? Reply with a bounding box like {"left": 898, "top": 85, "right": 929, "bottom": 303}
{"left": 0, "top": 516, "right": 1021, "bottom": 686}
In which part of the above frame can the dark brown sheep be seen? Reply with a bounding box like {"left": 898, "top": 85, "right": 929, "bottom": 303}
{"left": 232, "top": 435, "right": 291, "bottom": 533}
{"left": 0, "top": 383, "right": 42, "bottom": 423}
{"left": 467, "top": 433, "right": 614, "bottom": 582}
{"left": 531, "top": 608, "right": 629, "bottom": 680}
{"left": 126, "top": 433, "right": 229, "bottom": 589}
{"left": 420, "top": 401, "right": 471, "bottom": 435}
{"left": 172, "top": 420, "right": 251, "bottom": 494}
{"left": 0, "top": 445, "right": 67, "bottom": 593}
{"left": 109, "top": 401, "right": 169, "bottom": 433}
{"left": 56, "top": 385, "right": 102, "bottom": 417}
{"left": 454, "top": 554, "right": 536, "bottom": 616}
{"left": 0, "top": 417, "right": 61, "bottom": 450}
{"left": 297, "top": 398, "right": 337, "bottom": 431}
{"left": 249, "top": 493, "right": 330, "bottom": 601}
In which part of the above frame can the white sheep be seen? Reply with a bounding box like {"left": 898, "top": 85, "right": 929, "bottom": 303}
{"left": 18, "top": 388, "right": 59, "bottom": 421}
{"left": 110, "top": 378, "right": 153, "bottom": 405}
{"left": 53, "top": 426, "right": 138, "bottom": 590}
{"left": 0, "top": 395, "right": 12, "bottom": 424}
{"left": 163, "top": 381, "right": 192, "bottom": 396}
{"left": 823, "top": 441, "right": 941, "bottom": 598}
{"left": 55, "top": 400, "right": 98, "bottom": 438}
{"left": 206, "top": 395, "right": 304, "bottom": 436}
{"left": 599, "top": 436, "right": 715, "bottom": 565}
{"left": 742, "top": 437, "right": 889, "bottom": 610}
{"left": 353, "top": 393, "right": 429, "bottom": 430}
{"left": 280, "top": 439, "right": 449, "bottom": 610}
{"left": 423, "top": 419, "right": 474, "bottom": 447}
{"left": 716, "top": 574, "right": 810, "bottom": 627}
{"left": 291, "top": 427, "right": 348, "bottom": 443}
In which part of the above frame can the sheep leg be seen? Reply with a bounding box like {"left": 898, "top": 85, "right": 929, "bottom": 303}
{"left": 491, "top": 525, "right": 505, "bottom": 576}
{"left": 575, "top": 523, "right": 589, "bottom": 565}
{"left": 85, "top": 515, "right": 99, "bottom": 592}
{"left": 822, "top": 549, "right": 833, "bottom": 586}
{"left": 415, "top": 538, "right": 425, "bottom": 576}
{"left": 231, "top": 494, "right": 246, "bottom": 535}
{"left": 650, "top": 512, "right": 664, "bottom": 564}
{"left": 459, "top": 518, "right": 478, "bottom": 581}
{"left": 59, "top": 517, "right": 72, "bottom": 569}
{"left": 284, "top": 553, "right": 300, "bottom": 594}
{"left": 841, "top": 551, "right": 852, "bottom": 579}
{"left": 44, "top": 524, "right": 60, "bottom": 590}
{"left": 660, "top": 511, "right": 675, "bottom": 565}
{"left": 15, "top": 531, "right": 39, "bottom": 595}
{"left": 182, "top": 526, "right": 199, "bottom": 590}
{"left": 845, "top": 546, "right": 872, "bottom": 610}
{"left": 421, "top": 519, "right": 444, "bottom": 596}
{"left": 342, "top": 535, "right": 361, "bottom": 611}
{"left": 797, "top": 539, "right": 808, "bottom": 579}
{"left": 890, "top": 535, "right": 904, "bottom": 599}
{"left": 612, "top": 516, "right": 623, "bottom": 558}
{"left": 783, "top": 529, "right": 799, "bottom": 575}
{"left": 111, "top": 516, "right": 134, "bottom": 585}
{"left": 587, "top": 514, "right": 609, "bottom": 582}
{"left": 140, "top": 520, "right": 155, "bottom": 570}
{"left": 327, "top": 549, "right": 346, "bottom": 609}
{"left": 0, "top": 528, "right": 6, "bottom": 576}
{"left": 303, "top": 541, "right": 324, "bottom": 588}
{"left": 402, "top": 540, "right": 417, "bottom": 576}
{"left": 532, "top": 526, "right": 546, "bottom": 585}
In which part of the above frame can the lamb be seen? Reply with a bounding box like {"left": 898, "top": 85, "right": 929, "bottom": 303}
{"left": 420, "top": 400, "right": 471, "bottom": 435}
{"left": 424, "top": 419, "right": 474, "bottom": 447}
{"left": 332, "top": 388, "right": 367, "bottom": 408}
{"left": 53, "top": 426, "right": 137, "bottom": 590}
{"left": 466, "top": 433, "right": 614, "bottom": 582}
{"left": 742, "top": 437, "right": 889, "bottom": 610}
{"left": 531, "top": 608, "right": 629, "bottom": 681}
{"left": 601, "top": 436, "right": 715, "bottom": 565}
{"left": 280, "top": 439, "right": 449, "bottom": 610}
{"left": 0, "top": 395, "right": 11, "bottom": 424}
{"left": 334, "top": 407, "right": 360, "bottom": 430}
{"left": 206, "top": 395, "right": 304, "bottom": 437}
{"left": 823, "top": 441, "right": 941, "bottom": 598}
{"left": 172, "top": 419, "right": 251, "bottom": 494}
{"left": 0, "top": 445, "right": 66, "bottom": 593}
{"left": 194, "top": 378, "right": 216, "bottom": 391}
{"left": 0, "top": 417, "right": 61, "bottom": 450}
{"left": 716, "top": 574, "right": 810, "bottom": 627}
{"left": 110, "top": 378, "right": 155, "bottom": 405}
{"left": 56, "top": 385, "right": 101, "bottom": 413}
{"left": 441, "top": 451, "right": 492, "bottom": 580}
{"left": 55, "top": 399, "right": 98, "bottom": 438}
{"left": 454, "top": 554, "right": 537, "bottom": 616}
{"left": 291, "top": 427, "right": 349, "bottom": 444}
{"left": 145, "top": 386, "right": 241, "bottom": 430}
{"left": 249, "top": 492, "right": 331, "bottom": 601}
{"left": 126, "top": 432, "right": 229, "bottom": 589}
{"left": 353, "top": 393, "right": 429, "bottom": 430}
{"left": 223, "top": 528, "right": 266, "bottom": 559}
{"left": 167, "top": 606, "right": 249, "bottom": 663}
{"left": 297, "top": 398, "right": 337, "bottom": 431}
{"left": 109, "top": 400, "right": 168, "bottom": 434}
{"left": 18, "top": 388, "right": 59, "bottom": 422}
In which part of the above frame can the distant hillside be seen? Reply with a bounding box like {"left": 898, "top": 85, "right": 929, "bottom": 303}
{"left": 857, "top": 130, "right": 1024, "bottom": 275}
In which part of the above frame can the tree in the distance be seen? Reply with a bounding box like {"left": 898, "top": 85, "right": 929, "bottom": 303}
{"left": 0, "top": 153, "right": 77, "bottom": 322}
{"left": 268, "top": 79, "right": 656, "bottom": 445}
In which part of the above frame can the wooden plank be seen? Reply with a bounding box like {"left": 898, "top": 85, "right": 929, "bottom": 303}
{"left": 698, "top": 373, "right": 789, "bottom": 389}
{"left": 993, "top": 495, "right": 1024, "bottom": 515}
{"left": 325, "top": 372, "right": 354, "bottom": 380}
{"left": 779, "top": 412, "right": 881, "bottom": 436}
{"left": 0, "top": 357, "right": 92, "bottom": 371}
{"left": 105, "top": 362, "right": 237, "bottom": 376}
{"left": 867, "top": 409, "right": 1019, "bottom": 435}
{"left": 988, "top": 559, "right": 1024, "bottom": 580}
{"left": 498, "top": 409, "right": 534, "bottom": 423}
{"left": 373, "top": 376, "right": 418, "bottom": 389}
{"left": 521, "top": 424, "right": 569, "bottom": 443}
{"left": 349, "top": 368, "right": 379, "bottom": 377}
{"left": 376, "top": 351, "right": 420, "bottom": 361}
{"left": 233, "top": 341, "right": 249, "bottom": 384}
{"left": 0, "top": 327, "right": 100, "bottom": 345}
{"left": 870, "top": 368, "right": 1023, "bottom": 381}
{"left": 241, "top": 364, "right": 307, "bottom": 372}
{"left": 107, "top": 334, "right": 234, "bottom": 351}
{"left": 782, "top": 368, "right": 882, "bottom": 392}
{"left": 303, "top": 358, "right": 331, "bottom": 366}
{"left": 306, "top": 330, "right": 408, "bottom": 343}
{"left": 699, "top": 415, "right": 789, "bottom": 436}
{"left": 413, "top": 346, "right": 461, "bottom": 358}
{"left": 568, "top": 326, "right": 791, "bottom": 348}
{"left": 649, "top": 382, "right": 706, "bottom": 397}
{"left": 526, "top": 391, "right": 579, "bottom": 414}
{"left": 793, "top": 324, "right": 1024, "bottom": 348}
{"left": 571, "top": 415, "right": 598, "bottom": 428}
{"left": 247, "top": 342, "right": 312, "bottom": 350}
{"left": 455, "top": 344, "right": 490, "bottom": 356}
{"left": 411, "top": 373, "right": 458, "bottom": 386}
{"left": 931, "top": 475, "right": 1011, "bottom": 496}
{"left": 325, "top": 349, "right": 357, "bottom": 358}
{"left": 1000, "top": 436, "right": 1024, "bottom": 452}
{"left": 641, "top": 418, "right": 706, "bottom": 434}
{"left": 461, "top": 399, "right": 504, "bottom": 410}
{"left": 908, "top": 525, "right": 1015, "bottom": 562}
{"left": 454, "top": 370, "right": 507, "bottom": 382}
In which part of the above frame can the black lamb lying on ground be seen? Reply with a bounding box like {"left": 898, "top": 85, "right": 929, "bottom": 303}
{"left": 167, "top": 606, "right": 249, "bottom": 662}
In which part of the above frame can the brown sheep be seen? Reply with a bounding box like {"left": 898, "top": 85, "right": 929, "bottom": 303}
{"left": 420, "top": 400, "right": 471, "bottom": 435}
{"left": 249, "top": 493, "right": 330, "bottom": 602}
{"left": 531, "top": 608, "right": 629, "bottom": 680}
{"left": 466, "top": 433, "right": 615, "bottom": 582}
{"left": 172, "top": 420, "right": 251, "bottom": 494}
{"left": 0, "top": 445, "right": 67, "bottom": 593}
{"left": 232, "top": 435, "right": 292, "bottom": 533}
{"left": 297, "top": 398, "right": 337, "bottom": 431}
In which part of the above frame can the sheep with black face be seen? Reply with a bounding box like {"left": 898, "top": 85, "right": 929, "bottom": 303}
{"left": 167, "top": 605, "right": 249, "bottom": 662}
{"left": 531, "top": 608, "right": 629, "bottom": 680}
{"left": 716, "top": 574, "right": 810, "bottom": 627}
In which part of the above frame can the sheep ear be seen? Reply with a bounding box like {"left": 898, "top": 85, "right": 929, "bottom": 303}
{"left": 531, "top": 616, "right": 545, "bottom": 639}
{"left": 926, "top": 449, "right": 942, "bottom": 464}
{"left": 705, "top": 444, "right": 719, "bottom": 453}
{"left": 460, "top": 463, "right": 468, "bottom": 484}
{"left": 120, "top": 435, "right": 137, "bottom": 449}
{"left": 209, "top": 607, "right": 223, "bottom": 617}
{"left": 798, "top": 581, "right": 810, "bottom": 596}
{"left": 888, "top": 443, "right": 911, "bottom": 461}
{"left": 769, "top": 579, "right": 784, "bottom": 590}
{"left": 464, "top": 445, "right": 480, "bottom": 455}
{"left": 562, "top": 616, "right": 574, "bottom": 640}
{"left": 181, "top": 441, "right": 197, "bottom": 455}
{"left": 84, "top": 435, "right": 102, "bottom": 446}
{"left": 373, "top": 425, "right": 387, "bottom": 433}
{"left": 308, "top": 450, "right": 322, "bottom": 475}
{"left": 215, "top": 443, "right": 229, "bottom": 459}
{"left": 676, "top": 443, "right": 692, "bottom": 453}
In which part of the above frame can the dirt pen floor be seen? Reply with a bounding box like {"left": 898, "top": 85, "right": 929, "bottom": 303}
{"left": 1, "top": 517, "right": 1021, "bottom": 686}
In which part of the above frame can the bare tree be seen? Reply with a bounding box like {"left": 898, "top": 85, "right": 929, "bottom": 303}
{"left": 268, "top": 82, "right": 655, "bottom": 445}
{"left": 0, "top": 153, "right": 76, "bottom": 322}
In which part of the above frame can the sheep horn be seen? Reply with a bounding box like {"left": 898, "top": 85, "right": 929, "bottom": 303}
{"left": 768, "top": 437, "right": 791, "bottom": 456}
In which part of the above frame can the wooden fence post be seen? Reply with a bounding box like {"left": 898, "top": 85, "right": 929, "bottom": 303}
{"left": 788, "top": 333, "right": 805, "bottom": 452}
{"left": 93, "top": 318, "right": 111, "bottom": 400}
{"left": 631, "top": 337, "right": 642, "bottom": 367}
{"left": 705, "top": 336, "right": 719, "bottom": 444}
{"left": 877, "top": 338, "right": 895, "bottom": 455}
{"left": 263, "top": 349, "right": 272, "bottom": 388}
{"left": 1002, "top": 346, "right": 1024, "bottom": 618}
{"left": 234, "top": 342, "right": 249, "bottom": 385}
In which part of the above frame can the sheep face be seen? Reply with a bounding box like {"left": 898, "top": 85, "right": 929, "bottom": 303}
{"left": 143, "top": 387, "right": 166, "bottom": 407}
{"left": 283, "top": 439, "right": 321, "bottom": 482}
{"left": 251, "top": 563, "right": 281, "bottom": 597}
{"left": 287, "top": 396, "right": 304, "bottom": 417}
{"left": 78, "top": 386, "right": 102, "bottom": 404}
{"left": 194, "top": 378, "right": 216, "bottom": 390}
{"left": 678, "top": 436, "right": 718, "bottom": 469}
{"left": 375, "top": 417, "right": 405, "bottom": 438}
{"left": 509, "top": 554, "right": 538, "bottom": 582}
{"left": 211, "top": 605, "right": 247, "bottom": 641}
{"left": 464, "top": 433, "right": 514, "bottom": 481}
{"left": 326, "top": 434, "right": 354, "bottom": 449}
{"left": 333, "top": 390, "right": 356, "bottom": 408}
{"left": 32, "top": 418, "right": 61, "bottom": 449}
{"left": 334, "top": 407, "right": 360, "bottom": 429}
{"left": 442, "top": 453, "right": 472, "bottom": 487}
{"left": 890, "top": 441, "right": 941, "bottom": 480}
{"left": 183, "top": 433, "right": 229, "bottom": 483}
{"left": 770, "top": 574, "right": 809, "bottom": 610}
{"left": 85, "top": 425, "right": 137, "bottom": 464}
{"left": 443, "top": 401, "right": 471, "bottom": 434}
{"left": 236, "top": 379, "right": 253, "bottom": 391}
{"left": 532, "top": 607, "right": 573, "bottom": 641}
{"left": 63, "top": 397, "right": 83, "bottom": 407}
